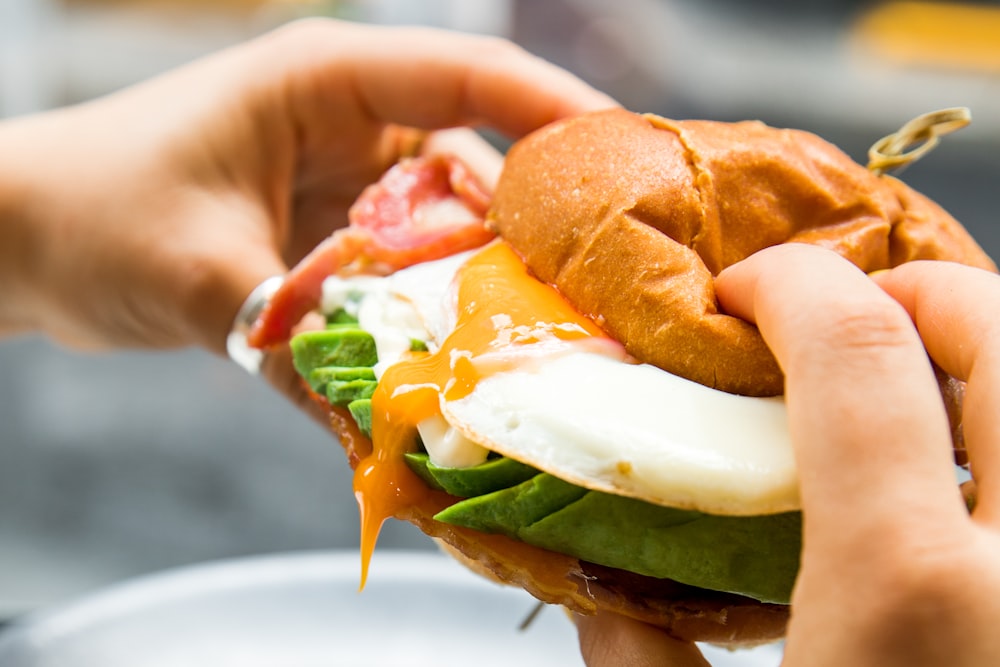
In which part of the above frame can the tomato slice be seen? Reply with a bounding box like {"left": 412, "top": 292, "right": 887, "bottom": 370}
{"left": 247, "top": 156, "right": 494, "bottom": 349}
{"left": 246, "top": 229, "right": 363, "bottom": 349}
{"left": 349, "top": 155, "right": 494, "bottom": 267}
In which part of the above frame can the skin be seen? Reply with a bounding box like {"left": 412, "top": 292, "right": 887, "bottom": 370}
{"left": 0, "top": 18, "right": 616, "bottom": 415}
{"left": 577, "top": 244, "right": 1000, "bottom": 666}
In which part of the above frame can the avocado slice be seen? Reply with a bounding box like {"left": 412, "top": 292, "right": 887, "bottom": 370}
{"left": 307, "top": 366, "right": 376, "bottom": 397}
{"left": 326, "top": 308, "right": 360, "bottom": 326}
{"left": 327, "top": 377, "right": 378, "bottom": 407}
{"left": 436, "top": 472, "right": 588, "bottom": 531}
{"left": 403, "top": 452, "right": 540, "bottom": 498}
{"left": 348, "top": 398, "right": 373, "bottom": 438}
{"left": 435, "top": 473, "right": 801, "bottom": 604}
{"left": 290, "top": 329, "right": 378, "bottom": 392}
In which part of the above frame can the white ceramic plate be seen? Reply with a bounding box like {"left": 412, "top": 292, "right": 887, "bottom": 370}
{"left": 0, "top": 550, "right": 783, "bottom": 666}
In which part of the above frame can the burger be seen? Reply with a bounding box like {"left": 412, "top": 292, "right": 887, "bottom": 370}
{"left": 248, "top": 108, "right": 995, "bottom": 645}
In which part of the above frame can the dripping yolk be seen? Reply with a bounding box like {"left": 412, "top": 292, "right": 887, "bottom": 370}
{"left": 352, "top": 242, "right": 613, "bottom": 586}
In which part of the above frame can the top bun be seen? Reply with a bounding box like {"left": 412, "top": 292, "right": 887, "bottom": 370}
{"left": 489, "top": 108, "right": 996, "bottom": 396}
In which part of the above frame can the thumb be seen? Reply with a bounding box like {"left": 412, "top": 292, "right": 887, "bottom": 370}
{"left": 575, "top": 612, "right": 711, "bottom": 667}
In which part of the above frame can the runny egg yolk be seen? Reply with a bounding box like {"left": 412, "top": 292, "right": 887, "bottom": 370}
{"left": 352, "top": 242, "right": 614, "bottom": 585}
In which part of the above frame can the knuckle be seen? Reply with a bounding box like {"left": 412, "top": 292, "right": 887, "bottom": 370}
{"left": 865, "top": 534, "right": 973, "bottom": 616}
{"left": 790, "top": 296, "right": 918, "bottom": 374}
{"left": 815, "top": 297, "right": 914, "bottom": 351}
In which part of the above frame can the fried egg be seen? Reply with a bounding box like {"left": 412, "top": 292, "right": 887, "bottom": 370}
{"left": 322, "top": 242, "right": 799, "bottom": 516}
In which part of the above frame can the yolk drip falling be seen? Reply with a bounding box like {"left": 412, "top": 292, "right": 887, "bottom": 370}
{"left": 352, "top": 242, "right": 611, "bottom": 587}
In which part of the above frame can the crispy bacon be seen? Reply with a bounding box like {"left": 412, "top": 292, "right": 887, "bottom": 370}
{"left": 247, "top": 155, "right": 494, "bottom": 349}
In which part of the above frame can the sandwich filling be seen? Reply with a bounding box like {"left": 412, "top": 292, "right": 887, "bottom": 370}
{"left": 291, "top": 241, "right": 802, "bottom": 604}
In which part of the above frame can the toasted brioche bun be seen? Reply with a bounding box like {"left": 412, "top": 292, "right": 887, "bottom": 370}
{"left": 489, "top": 108, "right": 996, "bottom": 396}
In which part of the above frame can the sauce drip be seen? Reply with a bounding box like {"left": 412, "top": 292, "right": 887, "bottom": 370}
{"left": 352, "top": 242, "right": 612, "bottom": 586}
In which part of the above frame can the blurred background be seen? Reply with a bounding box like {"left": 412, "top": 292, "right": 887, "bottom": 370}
{"left": 1, "top": 0, "right": 998, "bottom": 620}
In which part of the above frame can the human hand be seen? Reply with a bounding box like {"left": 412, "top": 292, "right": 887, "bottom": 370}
{"left": 0, "top": 18, "right": 616, "bottom": 410}
{"left": 576, "top": 244, "right": 1000, "bottom": 666}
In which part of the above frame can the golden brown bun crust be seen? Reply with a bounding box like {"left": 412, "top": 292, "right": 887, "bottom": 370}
{"left": 489, "top": 108, "right": 997, "bottom": 396}
{"left": 325, "top": 403, "right": 787, "bottom": 645}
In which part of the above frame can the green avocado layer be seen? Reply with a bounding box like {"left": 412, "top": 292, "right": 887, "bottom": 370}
{"left": 292, "top": 326, "right": 377, "bottom": 436}
{"left": 404, "top": 452, "right": 540, "bottom": 496}
{"left": 290, "top": 325, "right": 802, "bottom": 604}
{"left": 434, "top": 471, "right": 800, "bottom": 604}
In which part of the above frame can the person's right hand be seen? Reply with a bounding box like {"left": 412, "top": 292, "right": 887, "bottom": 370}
{"left": 577, "top": 244, "right": 1000, "bottom": 666}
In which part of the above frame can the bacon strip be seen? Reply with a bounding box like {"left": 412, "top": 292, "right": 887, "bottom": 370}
{"left": 248, "top": 155, "right": 494, "bottom": 349}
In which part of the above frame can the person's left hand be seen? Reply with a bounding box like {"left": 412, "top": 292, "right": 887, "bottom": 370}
{"left": 0, "top": 18, "right": 616, "bottom": 409}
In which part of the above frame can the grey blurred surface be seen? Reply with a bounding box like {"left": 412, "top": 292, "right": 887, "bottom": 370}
{"left": 0, "top": 551, "right": 591, "bottom": 667}
{"left": 0, "top": 338, "right": 432, "bottom": 616}
{"left": 1, "top": 0, "right": 999, "bottom": 624}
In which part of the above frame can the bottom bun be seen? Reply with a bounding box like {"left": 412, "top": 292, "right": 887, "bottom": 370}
{"left": 328, "top": 404, "right": 789, "bottom": 646}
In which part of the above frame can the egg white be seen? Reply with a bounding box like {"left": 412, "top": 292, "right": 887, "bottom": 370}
{"left": 321, "top": 250, "right": 799, "bottom": 516}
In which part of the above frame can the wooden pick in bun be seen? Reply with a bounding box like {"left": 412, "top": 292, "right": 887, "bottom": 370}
{"left": 261, "top": 110, "right": 994, "bottom": 648}
{"left": 490, "top": 108, "right": 995, "bottom": 396}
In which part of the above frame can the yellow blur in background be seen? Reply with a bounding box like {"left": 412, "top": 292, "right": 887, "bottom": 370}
{"left": 854, "top": 1, "right": 1000, "bottom": 72}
